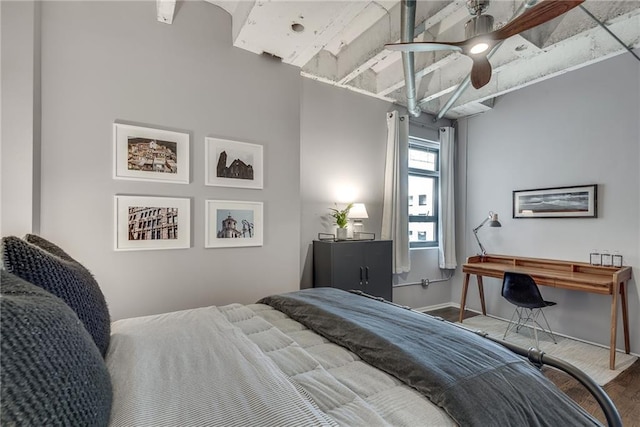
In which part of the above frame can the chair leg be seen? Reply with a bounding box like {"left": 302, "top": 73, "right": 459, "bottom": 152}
{"left": 503, "top": 307, "right": 557, "bottom": 349}
{"left": 503, "top": 308, "right": 521, "bottom": 340}
{"left": 532, "top": 316, "right": 539, "bottom": 349}
{"left": 535, "top": 309, "right": 558, "bottom": 344}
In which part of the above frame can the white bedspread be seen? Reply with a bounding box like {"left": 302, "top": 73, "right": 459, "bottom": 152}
{"left": 107, "top": 303, "right": 453, "bottom": 426}
{"left": 106, "top": 306, "right": 337, "bottom": 426}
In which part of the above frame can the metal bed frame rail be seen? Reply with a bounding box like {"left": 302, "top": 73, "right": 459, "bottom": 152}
{"left": 349, "top": 290, "right": 622, "bottom": 427}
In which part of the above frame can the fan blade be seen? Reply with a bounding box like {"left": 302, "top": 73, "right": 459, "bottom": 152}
{"left": 494, "top": 0, "right": 585, "bottom": 41}
{"left": 470, "top": 56, "right": 492, "bottom": 89}
{"left": 384, "top": 42, "right": 463, "bottom": 53}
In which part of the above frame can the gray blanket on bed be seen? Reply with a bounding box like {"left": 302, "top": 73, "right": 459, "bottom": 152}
{"left": 259, "top": 288, "right": 599, "bottom": 427}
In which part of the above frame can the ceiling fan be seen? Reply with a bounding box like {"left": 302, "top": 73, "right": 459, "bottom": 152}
{"left": 385, "top": 0, "right": 585, "bottom": 89}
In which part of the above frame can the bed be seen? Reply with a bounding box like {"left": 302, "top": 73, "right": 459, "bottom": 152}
{"left": 0, "top": 235, "right": 621, "bottom": 426}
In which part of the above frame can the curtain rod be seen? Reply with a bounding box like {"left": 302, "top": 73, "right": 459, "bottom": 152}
{"left": 408, "top": 119, "right": 441, "bottom": 132}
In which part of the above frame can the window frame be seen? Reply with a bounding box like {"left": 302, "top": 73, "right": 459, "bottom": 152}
{"left": 408, "top": 137, "right": 440, "bottom": 249}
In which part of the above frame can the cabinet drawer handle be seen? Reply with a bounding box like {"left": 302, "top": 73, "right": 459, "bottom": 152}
{"left": 360, "top": 267, "right": 364, "bottom": 285}
{"left": 365, "top": 267, "right": 370, "bottom": 285}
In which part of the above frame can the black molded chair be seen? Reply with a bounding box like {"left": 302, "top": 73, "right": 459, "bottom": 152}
{"left": 502, "top": 271, "right": 557, "bottom": 348}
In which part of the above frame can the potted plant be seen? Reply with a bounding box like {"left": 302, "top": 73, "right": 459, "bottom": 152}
{"left": 329, "top": 203, "right": 353, "bottom": 240}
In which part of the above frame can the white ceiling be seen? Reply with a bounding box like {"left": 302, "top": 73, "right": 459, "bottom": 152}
{"left": 197, "top": 0, "right": 640, "bottom": 119}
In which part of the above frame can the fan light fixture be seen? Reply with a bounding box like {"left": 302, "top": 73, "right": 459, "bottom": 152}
{"left": 470, "top": 42, "right": 490, "bottom": 54}
{"left": 384, "top": 0, "right": 585, "bottom": 89}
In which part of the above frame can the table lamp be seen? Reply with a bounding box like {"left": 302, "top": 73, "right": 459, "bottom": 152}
{"left": 473, "top": 211, "right": 501, "bottom": 255}
{"left": 349, "top": 203, "right": 368, "bottom": 239}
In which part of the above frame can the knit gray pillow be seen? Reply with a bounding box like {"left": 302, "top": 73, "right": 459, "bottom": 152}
{"left": 0, "top": 270, "right": 113, "bottom": 426}
{"left": 1, "top": 235, "right": 110, "bottom": 356}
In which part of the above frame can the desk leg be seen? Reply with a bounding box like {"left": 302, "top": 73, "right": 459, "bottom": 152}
{"left": 620, "top": 282, "right": 630, "bottom": 354}
{"left": 459, "top": 273, "right": 470, "bottom": 323}
{"left": 477, "top": 276, "right": 487, "bottom": 316}
{"left": 610, "top": 281, "right": 620, "bottom": 370}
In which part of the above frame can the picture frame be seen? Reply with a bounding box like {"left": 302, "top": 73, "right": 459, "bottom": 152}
{"left": 205, "top": 200, "right": 263, "bottom": 248}
{"left": 113, "top": 123, "right": 189, "bottom": 184}
{"left": 205, "top": 137, "right": 263, "bottom": 189}
{"left": 513, "top": 184, "right": 597, "bottom": 218}
{"left": 114, "top": 195, "right": 191, "bottom": 251}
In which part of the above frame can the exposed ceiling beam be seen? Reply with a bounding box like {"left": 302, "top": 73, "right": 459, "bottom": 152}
{"left": 157, "top": 0, "right": 177, "bottom": 25}
{"left": 204, "top": 0, "right": 640, "bottom": 119}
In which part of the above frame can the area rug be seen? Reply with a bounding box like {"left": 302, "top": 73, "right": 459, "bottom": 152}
{"left": 457, "top": 315, "right": 637, "bottom": 385}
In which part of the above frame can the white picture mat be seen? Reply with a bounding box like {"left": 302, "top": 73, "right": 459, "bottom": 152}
{"left": 114, "top": 123, "right": 189, "bottom": 184}
{"left": 114, "top": 195, "right": 191, "bottom": 251}
{"left": 205, "top": 200, "right": 263, "bottom": 248}
{"left": 205, "top": 137, "right": 263, "bottom": 189}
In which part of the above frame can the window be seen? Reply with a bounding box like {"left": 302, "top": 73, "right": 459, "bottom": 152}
{"left": 408, "top": 138, "right": 439, "bottom": 248}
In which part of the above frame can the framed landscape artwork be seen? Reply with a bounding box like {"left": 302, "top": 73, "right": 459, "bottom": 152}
{"left": 113, "top": 123, "right": 189, "bottom": 184}
{"left": 205, "top": 200, "right": 263, "bottom": 248}
{"left": 513, "top": 184, "right": 597, "bottom": 218}
{"left": 114, "top": 195, "right": 191, "bottom": 251}
{"left": 205, "top": 137, "right": 263, "bottom": 189}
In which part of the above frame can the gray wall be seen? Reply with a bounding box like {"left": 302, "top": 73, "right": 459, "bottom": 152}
{"left": 300, "top": 79, "right": 453, "bottom": 309}
{"left": 456, "top": 51, "right": 640, "bottom": 353}
{"left": 0, "top": 0, "right": 41, "bottom": 236}
{"left": 28, "top": 1, "right": 302, "bottom": 320}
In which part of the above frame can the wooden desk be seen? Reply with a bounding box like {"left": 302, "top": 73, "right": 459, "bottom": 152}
{"left": 460, "top": 254, "right": 633, "bottom": 370}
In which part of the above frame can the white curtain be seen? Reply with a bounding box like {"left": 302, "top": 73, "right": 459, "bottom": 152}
{"left": 382, "top": 111, "right": 410, "bottom": 274}
{"left": 438, "top": 126, "right": 457, "bottom": 269}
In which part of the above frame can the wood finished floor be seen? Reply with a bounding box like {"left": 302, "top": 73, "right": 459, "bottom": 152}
{"left": 426, "top": 307, "right": 640, "bottom": 427}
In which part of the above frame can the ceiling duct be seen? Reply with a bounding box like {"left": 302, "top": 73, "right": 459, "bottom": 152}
{"left": 401, "top": 0, "right": 422, "bottom": 117}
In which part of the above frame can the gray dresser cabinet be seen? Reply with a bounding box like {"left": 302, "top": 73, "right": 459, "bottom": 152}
{"left": 313, "top": 240, "right": 392, "bottom": 301}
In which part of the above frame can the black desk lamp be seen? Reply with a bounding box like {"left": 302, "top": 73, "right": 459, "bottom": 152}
{"left": 473, "top": 211, "right": 501, "bottom": 255}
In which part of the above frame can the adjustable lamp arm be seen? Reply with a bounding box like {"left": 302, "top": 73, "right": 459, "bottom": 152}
{"left": 473, "top": 216, "right": 490, "bottom": 234}
{"left": 473, "top": 211, "right": 501, "bottom": 256}
{"left": 473, "top": 224, "right": 489, "bottom": 256}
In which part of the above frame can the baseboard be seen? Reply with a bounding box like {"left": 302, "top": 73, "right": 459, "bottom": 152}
{"left": 414, "top": 302, "right": 458, "bottom": 313}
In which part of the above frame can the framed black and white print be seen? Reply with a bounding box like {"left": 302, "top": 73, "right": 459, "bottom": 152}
{"left": 513, "top": 185, "right": 597, "bottom": 218}
{"left": 114, "top": 195, "right": 191, "bottom": 251}
{"left": 113, "top": 123, "right": 189, "bottom": 184}
{"left": 205, "top": 137, "right": 263, "bottom": 189}
{"left": 205, "top": 200, "right": 263, "bottom": 248}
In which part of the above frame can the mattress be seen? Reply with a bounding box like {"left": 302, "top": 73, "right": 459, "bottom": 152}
{"left": 106, "top": 302, "right": 453, "bottom": 426}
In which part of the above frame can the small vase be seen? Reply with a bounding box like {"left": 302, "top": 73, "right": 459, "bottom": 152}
{"left": 336, "top": 228, "right": 348, "bottom": 240}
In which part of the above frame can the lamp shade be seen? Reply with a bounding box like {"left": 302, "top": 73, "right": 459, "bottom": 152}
{"left": 348, "top": 203, "right": 369, "bottom": 219}
{"left": 488, "top": 212, "right": 501, "bottom": 227}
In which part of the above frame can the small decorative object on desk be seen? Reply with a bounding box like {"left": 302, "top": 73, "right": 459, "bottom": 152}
{"left": 612, "top": 252, "right": 623, "bottom": 268}
{"left": 590, "top": 249, "right": 601, "bottom": 266}
{"left": 601, "top": 250, "right": 613, "bottom": 267}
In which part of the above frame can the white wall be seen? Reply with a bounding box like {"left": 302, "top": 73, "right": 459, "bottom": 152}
{"left": 0, "top": 0, "right": 41, "bottom": 236}
{"left": 456, "top": 51, "right": 640, "bottom": 354}
{"left": 19, "top": 0, "right": 302, "bottom": 320}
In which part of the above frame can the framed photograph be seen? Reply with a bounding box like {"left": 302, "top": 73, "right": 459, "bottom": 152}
{"left": 205, "top": 200, "right": 263, "bottom": 248}
{"left": 205, "top": 137, "right": 263, "bottom": 189}
{"left": 513, "top": 184, "right": 597, "bottom": 218}
{"left": 113, "top": 123, "right": 189, "bottom": 184}
{"left": 114, "top": 195, "right": 191, "bottom": 251}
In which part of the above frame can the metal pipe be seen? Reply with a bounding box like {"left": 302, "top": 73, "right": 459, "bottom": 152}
{"left": 393, "top": 273, "right": 453, "bottom": 288}
{"left": 579, "top": 5, "right": 640, "bottom": 63}
{"left": 434, "top": 0, "right": 538, "bottom": 121}
{"left": 401, "top": 0, "right": 422, "bottom": 117}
